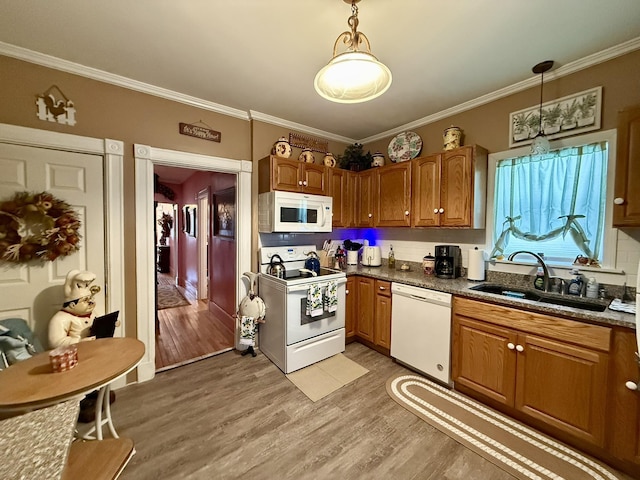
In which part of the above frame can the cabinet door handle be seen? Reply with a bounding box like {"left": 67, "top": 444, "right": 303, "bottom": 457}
{"left": 303, "top": 181, "right": 308, "bottom": 186}
{"left": 404, "top": 210, "right": 409, "bottom": 216}
{"left": 298, "top": 180, "right": 303, "bottom": 186}
{"left": 614, "top": 197, "right": 624, "bottom": 205}
{"left": 433, "top": 208, "right": 439, "bottom": 214}
{"left": 345, "top": 289, "right": 350, "bottom": 295}
{"left": 368, "top": 213, "right": 373, "bottom": 218}
{"left": 507, "top": 342, "right": 515, "bottom": 350}
{"left": 515, "top": 344, "right": 524, "bottom": 352}
{"left": 438, "top": 208, "right": 445, "bottom": 214}
{"left": 625, "top": 381, "right": 638, "bottom": 391}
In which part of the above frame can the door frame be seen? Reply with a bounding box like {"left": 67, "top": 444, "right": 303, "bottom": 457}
{"left": 0, "top": 123, "right": 127, "bottom": 383}
{"left": 134, "top": 144, "right": 252, "bottom": 383}
{"left": 197, "top": 187, "right": 209, "bottom": 300}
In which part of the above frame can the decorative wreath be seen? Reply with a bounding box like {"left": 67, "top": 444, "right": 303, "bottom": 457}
{"left": 0, "top": 191, "right": 82, "bottom": 263}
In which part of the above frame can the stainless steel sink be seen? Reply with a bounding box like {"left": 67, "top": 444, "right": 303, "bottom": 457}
{"left": 469, "top": 283, "right": 609, "bottom": 312}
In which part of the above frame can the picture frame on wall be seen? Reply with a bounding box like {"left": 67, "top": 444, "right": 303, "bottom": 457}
{"left": 509, "top": 86, "right": 602, "bottom": 148}
{"left": 213, "top": 187, "right": 235, "bottom": 239}
{"left": 182, "top": 204, "right": 197, "bottom": 237}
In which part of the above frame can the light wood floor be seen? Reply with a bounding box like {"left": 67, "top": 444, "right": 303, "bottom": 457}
{"left": 155, "top": 273, "right": 234, "bottom": 371}
{"left": 115, "top": 343, "right": 521, "bottom": 480}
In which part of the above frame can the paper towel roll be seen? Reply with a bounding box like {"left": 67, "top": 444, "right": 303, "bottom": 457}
{"left": 467, "top": 248, "right": 486, "bottom": 281}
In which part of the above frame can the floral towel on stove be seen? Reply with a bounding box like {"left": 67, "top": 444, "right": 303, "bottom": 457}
{"left": 239, "top": 316, "right": 258, "bottom": 346}
{"left": 324, "top": 280, "right": 338, "bottom": 313}
{"left": 306, "top": 284, "right": 323, "bottom": 317}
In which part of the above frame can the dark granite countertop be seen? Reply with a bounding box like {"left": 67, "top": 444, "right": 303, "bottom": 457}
{"left": 344, "top": 263, "right": 636, "bottom": 330}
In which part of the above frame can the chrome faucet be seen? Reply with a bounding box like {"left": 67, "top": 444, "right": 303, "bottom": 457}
{"left": 507, "top": 251, "right": 550, "bottom": 293}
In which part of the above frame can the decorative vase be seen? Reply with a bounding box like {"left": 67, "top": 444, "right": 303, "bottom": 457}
{"left": 323, "top": 152, "right": 336, "bottom": 167}
{"left": 443, "top": 126, "right": 462, "bottom": 151}
{"left": 273, "top": 136, "right": 292, "bottom": 158}
{"left": 371, "top": 152, "right": 385, "bottom": 167}
{"left": 299, "top": 148, "right": 315, "bottom": 163}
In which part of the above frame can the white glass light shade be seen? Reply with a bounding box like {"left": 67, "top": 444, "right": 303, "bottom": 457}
{"left": 530, "top": 133, "right": 550, "bottom": 155}
{"left": 314, "top": 51, "right": 392, "bottom": 103}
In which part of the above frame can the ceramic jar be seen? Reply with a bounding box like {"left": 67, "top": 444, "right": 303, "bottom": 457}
{"left": 443, "top": 126, "right": 462, "bottom": 151}
{"left": 299, "top": 148, "right": 315, "bottom": 163}
{"left": 371, "top": 152, "right": 385, "bottom": 167}
{"left": 422, "top": 254, "right": 435, "bottom": 276}
{"left": 273, "top": 136, "right": 292, "bottom": 158}
{"left": 323, "top": 152, "right": 336, "bottom": 167}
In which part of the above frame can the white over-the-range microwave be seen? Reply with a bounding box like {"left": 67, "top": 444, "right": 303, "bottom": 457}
{"left": 258, "top": 191, "right": 333, "bottom": 233}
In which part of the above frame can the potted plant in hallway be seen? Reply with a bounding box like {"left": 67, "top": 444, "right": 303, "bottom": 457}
{"left": 157, "top": 212, "right": 173, "bottom": 246}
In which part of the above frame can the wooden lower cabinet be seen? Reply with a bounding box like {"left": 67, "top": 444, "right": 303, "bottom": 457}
{"left": 373, "top": 280, "right": 392, "bottom": 350}
{"left": 452, "top": 297, "right": 610, "bottom": 448}
{"left": 355, "top": 276, "right": 374, "bottom": 342}
{"left": 344, "top": 276, "right": 357, "bottom": 341}
{"left": 350, "top": 276, "right": 392, "bottom": 354}
{"left": 607, "top": 327, "right": 640, "bottom": 471}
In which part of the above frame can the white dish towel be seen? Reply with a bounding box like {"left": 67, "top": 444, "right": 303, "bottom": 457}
{"left": 325, "top": 280, "right": 338, "bottom": 313}
{"left": 239, "top": 316, "right": 258, "bottom": 346}
{"left": 306, "top": 284, "right": 323, "bottom": 317}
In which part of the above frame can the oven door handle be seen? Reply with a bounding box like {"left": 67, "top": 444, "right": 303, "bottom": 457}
{"left": 286, "top": 278, "right": 346, "bottom": 293}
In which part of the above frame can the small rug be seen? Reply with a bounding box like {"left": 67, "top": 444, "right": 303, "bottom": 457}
{"left": 157, "top": 284, "right": 190, "bottom": 310}
{"left": 386, "top": 374, "right": 621, "bottom": 480}
{"left": 286, "top": 354, "right": 369, "bottom": 402}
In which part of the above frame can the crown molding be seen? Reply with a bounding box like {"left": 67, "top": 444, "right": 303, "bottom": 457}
{"left": 359, "top": 36, "right": 640, "bottom": 144}
{"left": 0, "top": 42, "right": 250, "bottom": 121}
{"left": 249, "top": 110, "right": 356, "bottom": 144}
{"left": 3, "top": 36, "right": 639, "bottom": 145}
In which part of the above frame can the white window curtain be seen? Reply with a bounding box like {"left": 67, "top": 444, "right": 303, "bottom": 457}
{"left": 491, "top": 142, "right": 607, "bottom": 262}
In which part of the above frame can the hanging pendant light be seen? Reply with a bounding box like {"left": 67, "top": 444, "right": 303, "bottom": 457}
{"left": 314, "top": 0, "right": 392, "bottom": 104}
{"left": 530, "top": 60, "right": 554, "bottom": 155}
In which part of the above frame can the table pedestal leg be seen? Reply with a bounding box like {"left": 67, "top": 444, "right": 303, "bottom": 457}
{"left": 78, "top": 384, "right": 119, "bottom": 440}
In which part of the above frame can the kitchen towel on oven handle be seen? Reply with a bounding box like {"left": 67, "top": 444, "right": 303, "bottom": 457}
{"left": 324, "top": 280, "right": 338, "bottom": 313}
{"left": 306, "top": 284, "right": 324, "bottom": 317}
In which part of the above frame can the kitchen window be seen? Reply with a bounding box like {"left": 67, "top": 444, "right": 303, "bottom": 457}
{"left": 489, "top": 136, "right": 611, "bottom": 266}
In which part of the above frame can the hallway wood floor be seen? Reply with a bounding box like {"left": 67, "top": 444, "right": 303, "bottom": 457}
{"left": 155, "top": 273, "right": 234, "bottom": 371}
{"left": 113, "top": 343, "right": 538, "bottom": 480}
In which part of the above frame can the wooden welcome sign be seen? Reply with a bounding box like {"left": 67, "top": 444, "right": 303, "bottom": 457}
{"left": 179, "top": 122, "right": 221, "bottom": 143}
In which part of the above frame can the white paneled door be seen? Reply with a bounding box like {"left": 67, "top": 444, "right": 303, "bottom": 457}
{"left": 0, "top": 143, "right": 105, "bottom": 348}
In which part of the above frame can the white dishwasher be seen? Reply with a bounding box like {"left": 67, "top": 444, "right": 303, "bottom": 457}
{"left": 390, "top": 282, "right": 453, "bottom": 386}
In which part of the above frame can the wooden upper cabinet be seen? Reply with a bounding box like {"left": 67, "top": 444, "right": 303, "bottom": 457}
{"left": 328, "top": 168, "right": 353, "bottom": 227}
{"left": 412, "top": 154, "right": 441, "bottom": 227}
{"left": 301, "top": 163, "right": 327, "bottom": 195}
{"left": 613, "top": 104, "right": 640, "bottom": 226}
{"left": 258, "top": 156, "right": 327, "bottom": 195}
{"left": 375, "top": 162, "right": 412, "bottom": 227}
{"left": 411, "top": 145, "right": 487, "bottom": 228}
{"left": 440, "top": 148, "right": 473, "bottom": 226}
{"left": 355, "top": 170, "right": 375, "bottom": 228}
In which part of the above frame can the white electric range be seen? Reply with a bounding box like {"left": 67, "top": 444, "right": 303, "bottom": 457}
{"left": 258, "top": 245, "right": 347, "bottom": 374}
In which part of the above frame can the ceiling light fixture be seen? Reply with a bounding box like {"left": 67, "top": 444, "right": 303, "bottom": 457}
{"left": 530, "top": 60, "right": 554, "bottom": 155}
{"left": 314, "top": 0, "right": 392, "bottom": 104}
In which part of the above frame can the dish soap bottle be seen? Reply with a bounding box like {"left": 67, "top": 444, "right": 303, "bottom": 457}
{"left": 567, "top": 269, "right": 584, "bottom": 296}
{"left": 388, "top": 244, "right": 396, "bottom": 269}
{"left": 533, "top": 267, "right": 545, "bottom": 290}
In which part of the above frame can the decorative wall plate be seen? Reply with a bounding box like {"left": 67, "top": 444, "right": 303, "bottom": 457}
{"left": 388, "top": 131, "right": 422, "bottom": 162}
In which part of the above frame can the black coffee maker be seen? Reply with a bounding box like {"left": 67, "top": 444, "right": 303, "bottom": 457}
{"left": 434, "top": 245, "right": 461, "bottom": 279}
